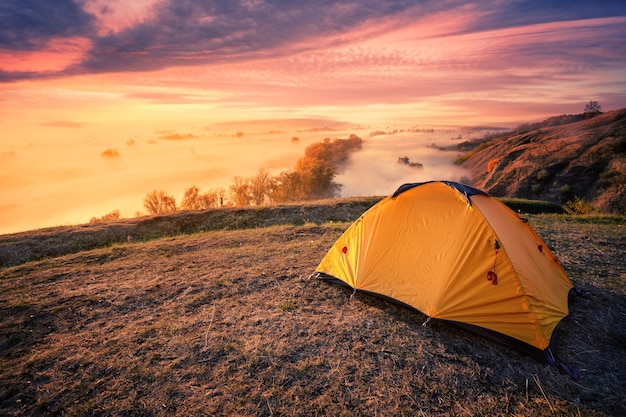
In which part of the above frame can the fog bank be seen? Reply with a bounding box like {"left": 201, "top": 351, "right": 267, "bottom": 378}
{"left": 1, "top": 121, "right": 480, "bottom": 235}
{"left": 336, "top": 131, "right": 469, "bottom": 197}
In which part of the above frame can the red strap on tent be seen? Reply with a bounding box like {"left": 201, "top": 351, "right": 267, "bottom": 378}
{"left": 488, "top": 240, "right": 499, "bottom": 285}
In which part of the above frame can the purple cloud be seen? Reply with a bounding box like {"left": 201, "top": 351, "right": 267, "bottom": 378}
{"left": 0, "top": 0, "right": 624, "bottom": 82}
{"left": 0, "top": 0, "right": 95, "bottom": 51}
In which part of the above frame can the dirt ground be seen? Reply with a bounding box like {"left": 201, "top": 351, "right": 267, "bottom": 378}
{"left": 1, "top": 215, "right": 625, "bottom": 416}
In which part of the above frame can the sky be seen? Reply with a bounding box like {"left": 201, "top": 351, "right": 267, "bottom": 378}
{"left": 1, "top": 0, "right": 626, "bottom": 234}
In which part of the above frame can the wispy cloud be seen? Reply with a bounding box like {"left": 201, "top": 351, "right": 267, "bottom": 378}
{"left": 1, "top": 0, "right": 624, "bottom": 86}
{"left": 73, "top": 0, "right": 435, "bottom": 75}
{"left": 0, "top": 0, "right": 426, "bottom": 78}
{"left": 0, "top": 0, "right": 625, "bottom": 117}
{"left": 139, "top": 14, "right": 622, "bottom": 111}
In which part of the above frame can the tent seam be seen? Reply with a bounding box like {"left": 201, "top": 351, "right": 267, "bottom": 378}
{"left": 470, "top": 197, "right": 544, "bottom": 344}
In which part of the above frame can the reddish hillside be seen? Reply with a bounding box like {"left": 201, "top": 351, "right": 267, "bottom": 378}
{"left": 461, "top": 108, "right": 626, "bottom": 213}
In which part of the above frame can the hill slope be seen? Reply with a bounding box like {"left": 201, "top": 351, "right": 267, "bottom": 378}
{"left": 0, "top": 197, "right": 381, "bottom": 267}
{"left": 461, "top": 108, "right": 626, "bottom": 213}
{"left": 1, "top": 207, "right": 625, "bottom": 416}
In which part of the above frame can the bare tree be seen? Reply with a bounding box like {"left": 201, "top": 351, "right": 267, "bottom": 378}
{"left": 181, "top": 186, "right": 224, "bottom": 210}
{"left": 181, "top": 186, "right": 202, "bottom": 210}
{"left": 200, "top": 190, "right": 218, "bottom": 209}
{"left": 251, "top": 169, "right": 271, "bottom": 206}
{"left": 584, "top": 100, "right": 602, "bottom": 117}
{"left": 229, "top": 176, "right": 252, "bottom": 206}
{"left": 143, "top": 190, "right": 177, "bottom": 214}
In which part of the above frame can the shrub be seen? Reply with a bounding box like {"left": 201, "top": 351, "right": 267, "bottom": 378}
{"left": 564, "top": 197, "right": 595, "bottom": 215}
{"left": 279, "top": 301, "right": 299, "bottom": 312}
{"left": 536, "top": 169, "right": 549, "bottom": 181}
{"left": 531, "top": 184, "right": 541, "bottom": 194}
{"left": 597, "top": 171, "right": 616, "bottom": 188}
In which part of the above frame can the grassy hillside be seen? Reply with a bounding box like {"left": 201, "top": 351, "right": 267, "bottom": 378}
{"left": 459, "top": 108, "right": 626, "bottom": 214}
{"left": 1, "top": 200, "right": 625, "bottom": 416}
{"left": 0, "top": 196, "right": 570, "bottom": 268}
{"left": 0, "top": 197, "right": 382, "bottom": 268}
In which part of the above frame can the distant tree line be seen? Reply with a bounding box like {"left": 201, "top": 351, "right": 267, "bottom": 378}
{"left": 90, "top": 210, "right": 121, "bottom": 223}
{"left": 143, "top": 187, "right": 226, "bottom": 215}
{"left": 142, "top": 134, "right": 363, "bottom": 215}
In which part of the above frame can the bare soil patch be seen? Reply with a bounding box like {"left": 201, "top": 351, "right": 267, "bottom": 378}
{"left": 1, "top": 216, "right": 624, "bottom": 416}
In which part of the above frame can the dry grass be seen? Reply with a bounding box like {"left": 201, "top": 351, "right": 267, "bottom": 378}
{"left": 462, "top": 108, "right": 626, "bottom": 214}
{"left": 1, "top": 208, "right": 624, "bottom": 416}
{"left": 0, "top": 197, "right": 381, "bottom": 268}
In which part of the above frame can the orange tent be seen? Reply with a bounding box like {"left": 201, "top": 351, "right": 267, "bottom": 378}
{"left": 315, "top": 181, "right": 573, "bottom": 363}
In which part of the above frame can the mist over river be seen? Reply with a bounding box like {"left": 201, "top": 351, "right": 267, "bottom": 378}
{"left": 0, "top": 119, "right": 494, "bottom": 234}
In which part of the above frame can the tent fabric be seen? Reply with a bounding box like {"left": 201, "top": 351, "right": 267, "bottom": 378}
{"left": 315, "top": 181, "right": 573, "bottom": 362}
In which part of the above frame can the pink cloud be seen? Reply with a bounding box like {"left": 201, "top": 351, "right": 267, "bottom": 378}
{"left": 82, "top": 0, "right": 161, "bottom": 35}
{"left": 153, "top": 15, "right": 625, "bottom": 114}
{"left": 0, "top": 37, "right": 91, "bottom": 73}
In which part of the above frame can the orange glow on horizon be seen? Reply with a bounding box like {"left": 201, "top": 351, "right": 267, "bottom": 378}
{"left": 1, "top": 2, "right": 624, "bottom": 234}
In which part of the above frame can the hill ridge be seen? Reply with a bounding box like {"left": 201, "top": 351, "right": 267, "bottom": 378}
{"left": 0, "top": 197, "right": 381, "bottom": 268}
{"left": 461, "top": 108, "right": 626, "bottom": 214}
